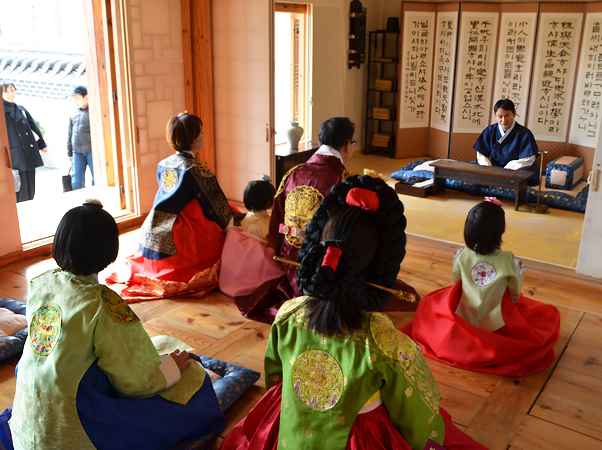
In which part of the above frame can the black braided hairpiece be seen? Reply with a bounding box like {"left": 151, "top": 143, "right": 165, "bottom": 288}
{"left": 298, "top": 175, "right": 407, "bottom": 312}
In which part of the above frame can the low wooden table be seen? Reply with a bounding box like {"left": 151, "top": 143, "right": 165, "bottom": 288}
{"left": 431, "top": 160, "right": 533, "bottom": 211}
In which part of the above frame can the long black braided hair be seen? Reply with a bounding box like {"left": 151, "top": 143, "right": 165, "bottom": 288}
{"left": 296, "top": 175, "right": 407, "bottom": 336}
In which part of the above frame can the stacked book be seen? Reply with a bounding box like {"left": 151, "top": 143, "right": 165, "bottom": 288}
{"left": 372, "top": 133, "right": 392, "bottom": 147}
{"left": 374, "top": 79, "right": 393, "bottom": 91}
{"left": 373, "top": 107, "right": 391, "bottom": 120}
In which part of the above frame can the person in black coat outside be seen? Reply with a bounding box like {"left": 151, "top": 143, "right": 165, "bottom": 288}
{"left": 67, "top": 86, "right": 93, "bottom": 190}
{"left": 2, "top": 82, "right": 48, "bottom": 202}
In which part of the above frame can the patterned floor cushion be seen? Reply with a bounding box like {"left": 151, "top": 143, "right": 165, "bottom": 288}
{"left": 0, "top": 299, "right": 27, "bottom": 363}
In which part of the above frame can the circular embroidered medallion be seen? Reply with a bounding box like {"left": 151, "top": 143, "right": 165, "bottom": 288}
{"left": 514, "top": 255, "right": 526, "bottom": 276}
{"left": 247, "top": 223, "right": 262, "bottom": 237}
{"left": 161, "top": 168, "right": 179, "bottom": 193}
{"left": 292, "top": 350, "right": 344, "bottom": 410}
{"left": 452, "top": 247, "right": 463, "bottom": 266}
{"left": 284, "top": 186, "right": 323, "bottom": 248}
{"left": 471, "top": 262, "right": 497, "bottom": 286}
{"left": 30, "top": 304, "right": 62, "bottom": 356}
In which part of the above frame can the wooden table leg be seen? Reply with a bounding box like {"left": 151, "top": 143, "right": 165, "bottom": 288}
{"left": 432, "top": 169, "right": 446, "bottom": 195}
{"left": 515, "top": 180, "right": 528, "bottom": 211}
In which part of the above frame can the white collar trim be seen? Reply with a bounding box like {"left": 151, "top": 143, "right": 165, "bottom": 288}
{"left": 315, "top": 145, "right": 344, "bottom": 164}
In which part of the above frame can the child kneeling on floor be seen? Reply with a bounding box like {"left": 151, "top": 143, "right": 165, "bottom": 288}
{"left": 10, "top": 201, "right": 225, "bottom": 450}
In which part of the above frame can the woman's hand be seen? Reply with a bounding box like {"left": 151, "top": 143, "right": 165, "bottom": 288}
{"left": 39, "top": 147, "right": 48, "bottom": 153}
{"left": 169, "top": 349, "right": 191, "bottom": 371}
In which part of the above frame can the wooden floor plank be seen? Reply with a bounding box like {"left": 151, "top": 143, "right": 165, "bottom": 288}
{"left": 510, "top": 415, "right": 602, "bottom": 449}
{"left": 437, "top": 383, "right": 487, "bottom": 427}
{"left": 425, "top": 359, "right": 500, "bottom": 398}
{"left": 557, "top": 320, "right": 602, "bottom": 380}
{"left": 531, "top": 366, "right": 602, "bottom": 441}
{"left": 462, "top": 306, "right": 583, "bottom": 450}
{"left": 0, "top": 271, "right": 29, "bottom": 302}
{"left": 142, "top": 318, "right": 218, "bottom": 351}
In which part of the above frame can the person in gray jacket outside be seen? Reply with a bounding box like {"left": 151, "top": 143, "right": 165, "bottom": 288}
{"left": 67, "top": 86, "right": 93, "bottom": 190}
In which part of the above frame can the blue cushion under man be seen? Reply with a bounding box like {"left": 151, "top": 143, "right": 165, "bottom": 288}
{"left": 473, "top": 99, "right": 540, "bottom": 186}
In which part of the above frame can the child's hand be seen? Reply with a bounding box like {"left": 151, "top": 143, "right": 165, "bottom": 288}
{"left": 169, "top": 349, "right": 192, "bottom": 371}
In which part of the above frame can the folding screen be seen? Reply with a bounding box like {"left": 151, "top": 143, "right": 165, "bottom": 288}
{"left": 527, "top": 4, "right": 585, "bottom": 166}
{"left": 398, "top": 3, "right": 437, "bottom": 157}
{"left": 395, "top": 2, "right": 602, "bottom": 176}
{"left": 567, "top": 4, "right": 602, "bottom": 173}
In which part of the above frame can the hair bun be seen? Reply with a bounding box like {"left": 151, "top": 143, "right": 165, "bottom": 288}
{"left": 84, "top": 199, "right": 103, "bottom": 207}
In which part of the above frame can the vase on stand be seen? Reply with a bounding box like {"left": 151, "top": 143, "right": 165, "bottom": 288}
{"left": 286, "top": 121, "right": 304, "bottom": 150}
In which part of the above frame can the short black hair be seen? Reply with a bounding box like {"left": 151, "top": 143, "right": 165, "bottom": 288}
{"left": 53, "top": 202, "right": 119, "bottom": 276}
{"left": 494, "top": 99, "right": 516, "bottom": 113}
{"left": 464, "top": 201, "right": 505, "bottom": 255}
{"left": 1, "top": 82, "right": 16, "bottom": 93}
{"left": 244, "top": 180, "right": 276, "bottom": 212}
{"left": 318, "top": 117, "right": 355, "bottom": 151}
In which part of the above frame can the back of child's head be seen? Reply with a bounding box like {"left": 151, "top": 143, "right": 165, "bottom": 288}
{"left": 53, "top": 201, "right": 119, "bottom": 276}
{"left": 297, "top": 175, "right": 407, "bottom": 336}
{"left": 244, "top": 178, "right": 276, "bottom": 212}
{"left": 464, "top": 199, "right": 506, "bottom": 255}
{"left": 166, "top": 112, "right": 202, "bottom": 153}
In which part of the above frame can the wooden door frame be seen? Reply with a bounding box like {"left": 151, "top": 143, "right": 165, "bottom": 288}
{"left": 182, "top": 0, "right": 216, "bottom": 173}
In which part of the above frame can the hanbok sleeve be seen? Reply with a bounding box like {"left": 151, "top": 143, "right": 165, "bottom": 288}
{"left": 189, "top": 162, "right": 235, "bottom": 229}
{"left": 371, "top": 313, "right": 445, "bottom": 449}
{"left": 507, "top": 254, "right": 526, "bottom": 302}
{"left": 473, "top": 126, "right": 492, "bottom": 158}
{"left": 451, "top": 247, "right": 464, "bottom": 284}
{"left": 93, "top": 286, "right": 170, "bottom": 398}
{"left": 264, "top": 321, "right": 283, "bottom": 390}
{"left": 269, "top": 177, "right": 288, "bottom": 256}
{"left": 476, "top": 151, "right": 492, "bottom": 166}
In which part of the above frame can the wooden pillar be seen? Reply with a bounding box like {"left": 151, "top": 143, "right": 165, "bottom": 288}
{"left": 182, "top": 0, "right": 216, "bottom": 173}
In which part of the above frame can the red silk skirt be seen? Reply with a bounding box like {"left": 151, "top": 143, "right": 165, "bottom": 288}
{"left": 402, "top": 282, "right": 560, "bottom": 377}
{"left": 219, "top": 382, "right": 486, "bottom": 450}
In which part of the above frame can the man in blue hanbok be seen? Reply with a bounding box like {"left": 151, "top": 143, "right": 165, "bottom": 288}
{"left": 473, "top": 99, "right": 540, "bottom": 186}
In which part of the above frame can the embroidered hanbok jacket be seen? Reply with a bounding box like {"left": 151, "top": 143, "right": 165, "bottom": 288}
{"left": 264, "top": 297, "right": 445, "bottom": 450}
{"left": 10, "top": 269, "right": 185, "bottom": 449}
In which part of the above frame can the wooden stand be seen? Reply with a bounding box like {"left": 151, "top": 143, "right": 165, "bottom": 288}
{"left": 394, "top": 181, "right": 433, "bottom": 198}
{"left": 275, "top": 142, "right": 320, "bottom": 187}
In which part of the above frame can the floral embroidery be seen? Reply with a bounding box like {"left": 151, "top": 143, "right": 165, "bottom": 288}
{"left": 370, "top": 313, "right": 421, "bottom": 361}
{"left": 305, "top": 428, "right": 313, "bottom": 438}
{"left": 405, "top": 387, "right": 413, "bottom": 397}
{"left": 337, "top": 416, "right": 345, "bottom": 425}
{"left": 275, "top": 165, "right": 302, "bottom": 197}
{"left": 270, "top": 374, "right": 280, "bottom": 382}
{"left": 30, "top": 304, "right": 62, "bottom": 356}
{"left": 247, "top": 223, "right": 262, "bottom": 237}
{"left": 99, "top": 286, "right": 139, "bottom": 324}
{"left": 341, "top": 169, "right": 355, "bottom": 180}
{"left": 281, "top": 437, "right": 287, "bottom": 447}
{"left": 452, "top": 247, "right": 463, "bottom": 265}
{"left": 470, "top": 262, "right": 496, "bottom": 286}
{"left": 284, "top": 185, "right": 324, "bottom": 248}
{"left": 428, "top": 415, "right": 434, "bottom": 424}
{"left": 431, "top": 430, "right": 438, "bottom": 439}
{"left": 370, "top": 353, "right": 377, "bottom": 363}
{"left": 161, "top": 167, "right": 179, "bottom": 193}
{"left": 285, "top": 398, "right": 289, "bottom": 408}
{"left": 292, "top": 350, "right": 344, "bottom": 410}
{"left": 514, "top": 255, "right": 526, "bottom": 276}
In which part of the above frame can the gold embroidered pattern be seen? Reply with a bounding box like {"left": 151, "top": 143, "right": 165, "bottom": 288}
{"left": 405, "top": 387, "right": 413, "bottom": 397}
{"left": 284, "top": 185, "right": 323, "bottom": 248}
{"left": 305, "top": 428, "right": 313, "bottom": 438}
{"left": 139, "top": 210, "right": 178, "bottom": 256}
{"left": 99, "top": 287, "right": 139, "bottom": 324}
{"left": 161, "top": 167, "right": 179, "bottom": 193}
{"left": 337, "top": 415, "right": 345, "bottom": 425}
{"left": 341, "top": 169, "right": 356, "bottom": 180}
{"left": 285, "top": 398, "right": 289, "bottom": 408}
{"left": 270, "top": 374, "right": 280, "bottom": 382}
{"left": 30, "top": 304, "right": 62, "bottom": 356}
{"left": 370, "top": 353, "right": 377, "bottom": 363}
{"left": 276, "top": 165, "right": 302, "bottom": 197}
{"left": 281, "top": 438, "right": 287, "bottom": 447}
{"left": 428, "top": 415, "right": 434, "bottom": 424}
{"left": 431, "top": 430, "right": 438, "bottom": 439}
{"left": 370, "top": 313, "right": 420, "bottom": 361}
{"left": 276, "top": 296, "right": 307, "bottom": 319}
{"left": 292, "top": 350, "right": 344, "bottom": 410}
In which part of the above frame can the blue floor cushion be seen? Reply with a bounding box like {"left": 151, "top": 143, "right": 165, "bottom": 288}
{"left": 0, "top": 299, "right": 27, "bottom": 363}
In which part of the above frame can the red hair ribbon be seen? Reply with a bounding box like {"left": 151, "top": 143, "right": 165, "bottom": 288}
{"left": 484, "top": 197, "right": 502, "bottom": 207}
{"left": 346, "top": 188, "right": 379, "bottom": 212}
{"left": 322, "top": 247, "right": 343, "bottom": 271}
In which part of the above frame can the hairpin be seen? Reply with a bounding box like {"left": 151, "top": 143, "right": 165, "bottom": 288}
{"left": 273, "top": 256, "right": 419, "bottom": 303}
{"left": 178, "top": 110, "right": 190, "bottom": 117}
{"left": 484, "top": 197, "right": 502, "bottom": 207}
{"left": 84, "top": 199, "right": 103, "bottom": 207}
{"left": 261, "top": 174, "right": 273, "bottom": 183}
{"left": 346, "top": 188, "right": 379, "bottom": 212}
{"left": 322, "top": 246, "right": 343, "bottom": 271}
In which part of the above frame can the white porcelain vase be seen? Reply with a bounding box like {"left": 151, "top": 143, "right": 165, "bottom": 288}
{"left": 286, "top": 121, "right": 304, "bottom": 150}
